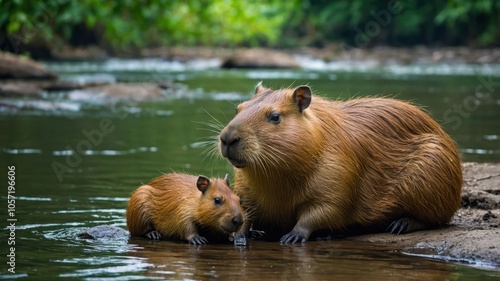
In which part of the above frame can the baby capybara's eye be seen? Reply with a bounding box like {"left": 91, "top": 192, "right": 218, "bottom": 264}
{"left": 214, "top": 197, "right": 222, "bottom": 205}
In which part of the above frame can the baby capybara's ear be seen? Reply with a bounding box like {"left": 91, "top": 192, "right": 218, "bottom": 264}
{"left": 254, "top": 81, "right": 268, "bottom": 95}
{"left": 223, "top": 173, "right": 231, "bottom": 187}
{"left": 197, "top": 176, "right": 211, "bottom": 194}
{"left": 292, "top": 85, "right": 312, "bottom": 112}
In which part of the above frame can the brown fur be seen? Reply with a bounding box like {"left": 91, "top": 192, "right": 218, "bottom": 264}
{"left": 218, "top": 84, "right": 463, "bottom": 242}
{"left": 126, "top": 173, "right": 244, "bottom": 244}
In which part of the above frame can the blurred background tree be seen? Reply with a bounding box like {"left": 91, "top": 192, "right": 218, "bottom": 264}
{"left": 0, "top": 0, "right": 295, "bottom": 55}
{"left": 283, "top": 0, "right": 500, "bottom": 47}
{"left": 1, "top": 0, "right": 499, "bottom": 57}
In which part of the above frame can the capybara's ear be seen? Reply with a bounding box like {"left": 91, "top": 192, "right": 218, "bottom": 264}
{"left": 292, "top": 85, "right": 312, "bottom": 112}
{"left": 197, "top": 176, "right": 211, "bottom": 194}
{"left": 223, "top": 173, "right": 231, "bottom": 187}
{"left": 254, "top": 81, "right": 267, "bottom": 95}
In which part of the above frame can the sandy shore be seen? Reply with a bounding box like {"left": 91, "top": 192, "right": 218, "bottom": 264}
{"left": 349, "top": 162, "right": 500, "bottom": 268}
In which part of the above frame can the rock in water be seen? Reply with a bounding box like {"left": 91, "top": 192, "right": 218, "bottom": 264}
{"left": 78, "top": 225, "right": 129, "bottom": 239}
{"left": 0, "top": 51, "right": 56, "bottom": 79}
{"left": 221, "top": 48, "right": 300, "bottom": 69}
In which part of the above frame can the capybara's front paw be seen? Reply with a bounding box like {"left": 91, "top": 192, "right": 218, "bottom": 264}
{"left": 387, "top": 217, "right": 427, "bottom": 235}
{"left": 280, "top": 229, "right": 309, "bottom": 244}
{"left": 249, "top": 229, "right": 266, "bottom": 240}
{"left": 146, "top": 230, "right": 162, "bottom": 240}
{"left": 188, "top": 235, "right": 208, "bottom": 245}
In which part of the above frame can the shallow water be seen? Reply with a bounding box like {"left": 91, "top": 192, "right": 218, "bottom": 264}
{"left": 1, "top": 58, "right": 500, "bottom": 279}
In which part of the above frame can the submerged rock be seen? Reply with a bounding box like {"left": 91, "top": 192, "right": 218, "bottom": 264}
{"left": 78, "top": 225, "right": 129, "bottom": 240}
{"left": 0, "top": 79, "right": 111, "bottom": 97}
{"left": 0, "top": 51, "right": 57, "bottom": 79}
{"left": 222, "top": 48, "right": 300, "bottom": 69}
{"left": 68, "top": 83, "right": 167, "bottom": 102}
{"left": 0, "top": 100, "right": 81, "bottom": 112}
{"left": 0, "top": 81, "right": 42, "bottom": 96}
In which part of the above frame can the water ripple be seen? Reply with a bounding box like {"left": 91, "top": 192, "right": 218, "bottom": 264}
{"left": 246, "top": 70, "right": 320, "bottom": 79}
{"left": 2, "top": 148, "right": 42, "bottom": 154}
{"left": 462, "top": 148, "right": 500, "bottom": 155}
{"left": 295, "top": 55, "right": 500, "bottom": 76}
{"left": 54, "top": 209, "right": 126, "bottom": 214}
{"left": 58, "top": 257, "right": 155, "bottom": 279}
{"left": 88, "top": 197, "right": 129, "bottom": 202}
{"left": 52, "top": 146, "right": 158, "bottom": 156}
{"left": 3, "top": 146, "right": 160, "bottom": 156}
{"left": 46, "top": 58, "right": 221, "bottom": 73}
{"left": 484, "top": 135, "right": 499, "bottom": 141}
{"left": 18, "top": 196, "right": 52, "bottom": 201}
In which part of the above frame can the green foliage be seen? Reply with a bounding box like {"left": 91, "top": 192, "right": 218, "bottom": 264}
{"left": 1, "top": 0, "right": 499, "bottom": 51}
{"left": 435, "top": 0, "right": 500, "bottom": 45}
{"left": 282, "top": 0, "right": 500, "bottom": 47}
{"left": 0, "top": 0, "right": 294, "bottom": 50}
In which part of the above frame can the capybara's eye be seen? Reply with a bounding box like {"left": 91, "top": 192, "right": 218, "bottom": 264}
{"left": 214, "top": 197, "right": 222, "bottom": 205}
{"left": 269, "top": 112, "right": 281, "bottom": 124}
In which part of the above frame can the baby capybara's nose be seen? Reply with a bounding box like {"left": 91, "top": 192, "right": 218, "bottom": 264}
{"left": 231, "top": 213, "right": 244, "bottom": 228}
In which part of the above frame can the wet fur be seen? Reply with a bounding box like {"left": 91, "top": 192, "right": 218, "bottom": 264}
{"left": 218, "top": 85, "right": 463, "bottom": 241}
{"left": 126, "top": 173, "right": 244, "bottom": 243}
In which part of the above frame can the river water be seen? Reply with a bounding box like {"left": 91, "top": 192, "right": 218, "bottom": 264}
{"left": 1, "top": 58, "right": 499, "bottom": 280}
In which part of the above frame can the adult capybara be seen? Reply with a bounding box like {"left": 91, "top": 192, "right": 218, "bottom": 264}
{"left": 218, "top": 83, "right": 462, "bottom": 243}
{"left": 126, "top": 173, "right": 244, "bottom": 244}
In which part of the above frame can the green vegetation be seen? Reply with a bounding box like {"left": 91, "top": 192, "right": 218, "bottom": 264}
{"left": 1, "top": 0, "right": 499, "bottom": 54}
{"left": 286, "top": 0, "right": 500, "bottom": 47}
{"left": 0, "top": 0, "right": 295, "bottom": 51}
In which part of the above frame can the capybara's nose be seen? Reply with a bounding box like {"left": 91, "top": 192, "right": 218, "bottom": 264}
{"left": 220, "top": 130, "right": 240, "bottom": 156}
{"left": 231, "top": 213, "right": 244, "bottom": 227}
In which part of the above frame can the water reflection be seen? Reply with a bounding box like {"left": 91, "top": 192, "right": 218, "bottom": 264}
{"left": 125, "top": 239, "right": 498, "bottom": 281}
{"left": 462, "top": 148, "right": 500, "bottom": 155}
